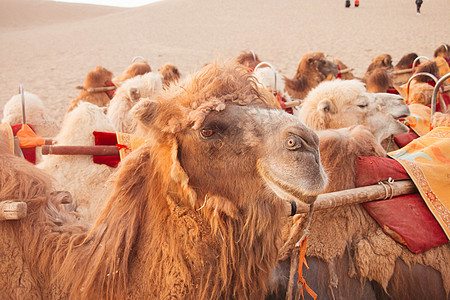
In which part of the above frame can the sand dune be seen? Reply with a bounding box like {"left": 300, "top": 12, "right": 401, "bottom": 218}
{"left": 1, "top": 0, "right": 449, "bottom": 123}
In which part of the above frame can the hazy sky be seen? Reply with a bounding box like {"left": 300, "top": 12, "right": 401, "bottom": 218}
{"left": 53, "top": 0, "right": 162, "bottom": 8}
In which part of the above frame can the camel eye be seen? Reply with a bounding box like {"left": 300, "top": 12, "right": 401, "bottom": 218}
{"left": 358, "top": 104, "right": 368, "bottom": 109}
{"left": 285, "top": 136, "right": 302, "bottom": 151}
{"left": 200, "top": 129, "right": 215, "bottom": 138}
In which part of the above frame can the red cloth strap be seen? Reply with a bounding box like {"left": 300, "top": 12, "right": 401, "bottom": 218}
{"left": 386, "top": 88, "right": 399, "bottom": 95}
{"left": 93, "top": 131, "right": 120, "bottom": 168}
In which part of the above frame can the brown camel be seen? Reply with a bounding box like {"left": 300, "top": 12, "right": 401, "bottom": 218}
{"left": 158, "top": 63, "right": 181, "bottom": 88}
{"left": 396, "top": 61, "right": 440, "bottom": 106}
{"left": 0, "top": 61, "right": 327, "bottom": 299}
{"left": 112, "top": 59, "right": 152, "bottom": 87}
{"left": 434, "top": 43, "right": 450, "bottom": 58}
{"left": 67, "top": 65, "right": 115, "bottom": 112}
{"left": 284, "top": 52, "right": 339, "bottom": 100}
{"left": 272, "top": 125, "right": 450, "bottom": 300}
{"left": 235, "top": 50, "right": 262, "bottom": 71}
{"left": 393, "top": 52, "right": 418, "bottom": 85}
{"left": 362, "top": 54, "right": 394, "bottom": 93}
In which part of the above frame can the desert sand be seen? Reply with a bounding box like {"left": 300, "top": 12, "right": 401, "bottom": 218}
{"left": 1, "top": 0, "right": 449, "bottom": 124}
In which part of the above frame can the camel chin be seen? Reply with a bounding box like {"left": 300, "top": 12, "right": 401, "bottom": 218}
{"left": 258, "top": 162, "right": 320, "bottom": 205}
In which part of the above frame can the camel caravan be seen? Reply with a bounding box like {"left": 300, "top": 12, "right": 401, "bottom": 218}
{"left": 1, "top": 43, "right": 450, "bottom": 299}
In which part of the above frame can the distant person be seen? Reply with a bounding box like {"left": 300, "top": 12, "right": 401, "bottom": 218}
{"left": 355, "top": 0, "right": 360, "bottom": 7}
{"left": 416, "top": 0, "right": 423, "bottom": 15}
{"left": 345, "top": 0, "right": 351, "bottom": 8}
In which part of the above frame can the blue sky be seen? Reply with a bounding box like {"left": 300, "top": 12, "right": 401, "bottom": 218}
{"left": 53, "top": 0, "right": 162, "bottom": 8}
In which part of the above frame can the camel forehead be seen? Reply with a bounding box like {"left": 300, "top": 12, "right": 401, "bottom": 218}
{"left": 244, "top": 106, "right": 307, "bottom": 128}
{"left": 369, "top": 93, "right": 404, "bottom": 105}
{"left": 208, "top": 105, "right": 302, "bottom": 128}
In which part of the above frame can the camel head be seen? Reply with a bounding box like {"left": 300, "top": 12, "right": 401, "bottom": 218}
{"left": 434, "top": 43, "right": 450, "bottom": 58}
{"left": 366, "top": 53, "right": 393, "bottom": 73}
{"left": 394, "top": 52, "right": 418, "bottom": 70}
{"left": 235, "top": 50, "right": 262, "bottom": 71}
{"left": 132, "top": 61, "right": 327, "bottom": 215}
{"left": 158, "top": 63, "right": 181, "bottom": 88}
{"left": 298, "top": 79, "right": 410, "bottom": 143}
{"left": 296, "top": 52, "right": 339, "bottom": 80}
{"left": 113, "top": 61, "right": 152, "bottom": 86}
{"left": 83, "top": 65, "right": 114, "bottom": 88}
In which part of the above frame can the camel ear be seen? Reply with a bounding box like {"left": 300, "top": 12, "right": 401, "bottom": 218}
{"left": 317, "top": 98, "right": 336, "bottom": 115}
{"left": 129, "top": 87, "right": 141, "bottom": 101}
{"left": 131, "top": 98, "right": 159, "bottom": 129}
{"left": 308, "top": 57, "right": 314, "bottom": 64}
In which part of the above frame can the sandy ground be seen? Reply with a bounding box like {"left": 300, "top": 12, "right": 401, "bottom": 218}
{"left": 1, "top": 0, "right": 449, "bottom": 124}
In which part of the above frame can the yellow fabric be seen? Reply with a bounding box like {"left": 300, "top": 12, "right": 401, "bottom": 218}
{"left": 405, "top": 103, "right": 431, "bottom": 136}
{"left": 16, "top": 124, "right": 44, "bottom": 148}
{"left": 116, "top": 132, "right": 147, "bottom": 160}
{"left": 388, "top": 127, "right": 450, "bottom": 239}
{"left": 0, "top": 122, "right": 14, "bottom": 154}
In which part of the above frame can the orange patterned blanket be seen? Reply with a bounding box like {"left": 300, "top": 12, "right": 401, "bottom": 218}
{"left": 388, "top": 126, "right": 450, "bottom": 239}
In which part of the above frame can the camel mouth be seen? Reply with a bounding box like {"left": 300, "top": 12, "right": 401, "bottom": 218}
{"left": 394, "top": 117, "right": 410, "bottom": 133}
{"left": 257, "top": 161, "right": 321, "bottom": 205}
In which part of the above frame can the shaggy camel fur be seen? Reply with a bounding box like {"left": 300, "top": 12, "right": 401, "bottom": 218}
{"left": 235, "top": 50, "right": 262, "bottom": 71}
{"left": 275, "top": 125, "right": 450, "bottom": 299}
{"left": 158, "top": 63, "right": 181, "bottom": 89}
{"left": 2, "top": 91, "right": 60, "bottom": 138}
{"left": 365, "top": 68, "right": 393, "bottom": 93}
{"left": 112, "top": 59, "right": 152, "bottom": 87}
{"left": 107, "top": 72, "right": 163, "bottom": 133}
{"left": 0, "top": 61, "right": 327, "bottom": 299}
{"left": 67, "top": 65, "right": 115, "bottom": 112}
{"left": 38, "top": 102, "right": 116, "bottom": 223}
{"left": 284, "top": 52, "right": 339, "bottom": 100}
{"left": 298, "top": 79, "right": 410, "bottom": 143}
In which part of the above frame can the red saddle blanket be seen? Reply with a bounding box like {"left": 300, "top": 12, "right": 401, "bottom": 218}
{"left": 93, "top": 131, "right": 120, "bottom": 168}
{"left": 11, "top": 124, "right": 37, "bottom": 164}
{"left": 356, "top": 156, "right": 448, "bottom": 254}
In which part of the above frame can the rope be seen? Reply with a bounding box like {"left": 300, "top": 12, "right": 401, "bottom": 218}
{"left": 285, "top": 203, "right": 317, "bottom": 300}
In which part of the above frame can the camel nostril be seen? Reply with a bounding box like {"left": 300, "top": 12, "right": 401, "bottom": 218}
{"left": 285, "top": 135, "right": 302, "bottom": 151}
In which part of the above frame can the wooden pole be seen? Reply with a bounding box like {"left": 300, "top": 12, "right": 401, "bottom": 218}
{"left": 393, "top": 68, "right": 413, "bottom": 75}
{"left": 42, "top": 145, "right": 120, "bottom": 156}
{"left": 286, "top": 180, "right": 417, "bottom": 216}
{"left": 339, "top": 68, "right": 354, "bottom": 74}
{"left": 76, "top": 86, "right": 116, "bottom": 93}
{"left": 0, "top": 201, "right": 27, "bottom": 221}
{"left": 284, "top": 100, "right": 302, "bottom": 108}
